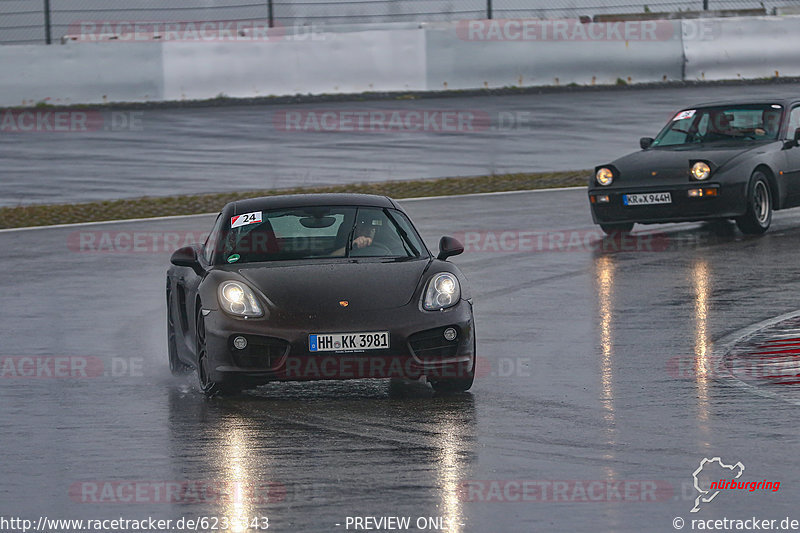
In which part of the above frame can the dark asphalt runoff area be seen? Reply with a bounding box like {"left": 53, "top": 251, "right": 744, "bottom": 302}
{"left": 4, "top": 82, "right": 800, "bottom": 207}
{"left": 1, "top": 189, "right": 799, "bottom": 532}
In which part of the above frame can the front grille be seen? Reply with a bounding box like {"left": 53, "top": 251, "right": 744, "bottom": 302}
{"left": 408, "top": 326, "right": 460, "bottom": 361}
{"left": 229, "top": 335, "right": 289, "bottom": 369}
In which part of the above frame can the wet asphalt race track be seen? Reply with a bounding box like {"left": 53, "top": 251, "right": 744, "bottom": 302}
{"left": 5, "top": 82, "right": 800, "bottom": 207}
{"left": 1, "top": 189, "right": 800, "bottom": 533}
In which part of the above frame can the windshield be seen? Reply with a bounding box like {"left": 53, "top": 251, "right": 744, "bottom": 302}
{"left": 215, "top": 205, "right": 426, "bottom": 264}
{"left": 652, "top": 104, "right": 784, "bottom": 147}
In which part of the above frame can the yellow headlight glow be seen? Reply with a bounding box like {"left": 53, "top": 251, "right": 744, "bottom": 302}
{"left": 437, "top": 277, "right": 456, "bottom": 294}
{"left": 691, "top": 162, "right": 711, "bottom": 180}
{"left": 596, "top": 168, "right": 614, "bottom": 186}
{"left": 223, "top": 284, "right": 245, "bottom": 303}
{"left": 218, "top": 281, "right": 263, "bottom": 317}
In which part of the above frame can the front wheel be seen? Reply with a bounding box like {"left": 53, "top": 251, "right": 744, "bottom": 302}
{"left": 196, "top": 312, "right": 240, "bottom": 396}
{"left": 600, "top": 223, "right": 634, "bottom": 235}
{"left": 431, "top": 337, "right": 476, "bottom": 393}
{"left": 167, "top": 281, "right": 191, "bottom": 376}
{"left": 736, "top": 172, "right": 772, "bottom": 235}
{"left": 430, "top": 371, "right": 474, "bottom": 392}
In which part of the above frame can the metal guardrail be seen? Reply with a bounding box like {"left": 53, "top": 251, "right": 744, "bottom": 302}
{"left": 1, "top": 0, "right": 797, "bottom": 46}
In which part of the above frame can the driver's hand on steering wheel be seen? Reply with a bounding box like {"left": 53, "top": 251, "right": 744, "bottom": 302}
{"left": 352, "top": 235, "right": 373, "bottom": 249}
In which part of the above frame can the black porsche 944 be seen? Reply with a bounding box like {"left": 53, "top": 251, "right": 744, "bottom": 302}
{"left": 166, "top": 194, "right": 475, "bottom": 395}
{"left": 589, "top": 100, "right": 800, "bottom": 235}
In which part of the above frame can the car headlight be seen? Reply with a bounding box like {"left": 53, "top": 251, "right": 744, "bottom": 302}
{"left": 596, "top": 167, "right": 614, "bottom": 186}
{"left": 218, "top": 281, "right": 263, "bottom": 317}
{"left": 691, "top": 161, "right": 711, "bottom": 181}
{"left": 423, "top": 273, "right": 461, "bottom": 311}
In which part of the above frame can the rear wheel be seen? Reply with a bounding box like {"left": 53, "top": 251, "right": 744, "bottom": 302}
{"left": 196, "top": 312, "right": 240, "bottom": 396}
{"left": 167, "top": 281, "right": 191, "bottom": 376}
{"left": 600, "top": 223, "right": 634, "bottom": 235}
{"left": 736, "top": 172, "right": 772, "bottom": 235}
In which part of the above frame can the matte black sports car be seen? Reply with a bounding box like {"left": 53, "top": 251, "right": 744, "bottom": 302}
{"left": 166, "top": 194, "right": 475, "bottom": 395}
{"left": 589, "top": 99, "right": 800, "bottom": 235}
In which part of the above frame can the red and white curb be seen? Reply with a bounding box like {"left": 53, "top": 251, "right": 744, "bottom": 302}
{"left": 710, "top": 310, "right": 800, "bottom": 406}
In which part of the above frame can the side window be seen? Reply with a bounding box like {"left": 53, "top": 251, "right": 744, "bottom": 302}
{"left": 695, "top": 114, "right": 709, "bottom": 136}
{"left": 203, "top": 215, "right": 223, "bottom": 264}
{"left": 389, "top": 210, "right": 427, "bottom": 256}
{"left": 788, "top": 107, "right": 800, "bottom": 139}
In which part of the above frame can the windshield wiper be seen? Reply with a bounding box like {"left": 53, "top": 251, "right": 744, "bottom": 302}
{"left": 343, "top": 214, "right": 358, "bottom": 258}
{"left": 384, "top": 209, "right": 419, "bottom": 257}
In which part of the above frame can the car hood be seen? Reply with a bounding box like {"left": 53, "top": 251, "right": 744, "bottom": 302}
{"left": 238, "top": 259, "right": 431, "bottom": 312}
{"left": 612, "top": 142, "right": 772, "bottom": 177}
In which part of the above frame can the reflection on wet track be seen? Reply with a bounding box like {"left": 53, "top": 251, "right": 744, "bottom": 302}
{"left": 593, "top": 255, "right": 617, "bottom": 470}
{"left": 2, "top": 189, "right": 800, "bottom": 531}
{"left": 161, "top": 382, "right": 475, "bottom": 531}
{"left": 693, "top": 259, "right": 712, "bottom": 430}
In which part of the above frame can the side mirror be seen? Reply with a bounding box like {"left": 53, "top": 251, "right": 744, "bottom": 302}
{"left": 640, "top": 137, "right": 654, "bottom": 149}
{"left": 170, "top": 245, "right": 202, "bottom": 273}
{"left": 782, "top": 128, "right": 800, "bottom": 149}
{"left": 437, "top": 236, "right": 464, "bottom": 261}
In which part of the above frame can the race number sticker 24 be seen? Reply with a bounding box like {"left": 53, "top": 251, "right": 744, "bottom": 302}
{"left": 231, "top": 211, "right": 262, "bottom": 229}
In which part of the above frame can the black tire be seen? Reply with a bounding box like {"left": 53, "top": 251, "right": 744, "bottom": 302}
{"left": 600, "top": 223, "right": 634, "bottom": 235}
{"left": 736, "top": 172, "right": 772, "bottom": 235}
{"left": 196, "top": 312, "right": 240, "bottom": 396}
{"left": 431, "top": 371, "right": 474, "bottom": 393}
{"left": 431, "top": 337, "right": 476, "bottom": 393}
{"left": 167, "top": 281, "right": 191, "bottom": 376}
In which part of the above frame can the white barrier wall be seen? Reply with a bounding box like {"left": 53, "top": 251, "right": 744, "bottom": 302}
{"left": 162, "top": 29, "right": 427, "bottom": 100}
{"left": 1, "top": 42, "right": 162, "bottom": 106}
{"left": 425, "top": 20, "right": 685, "bottom": 89}
{"left": 683, "top": 17, "right": 800, "bottom": 81}
{"left": 1, "top": 16, "right": 800, "bottom": 107}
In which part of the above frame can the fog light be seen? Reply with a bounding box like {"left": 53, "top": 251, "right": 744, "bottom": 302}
{"left": 443, "top": 328, "right": 458, "bottom": 341}
{"left": 233, "top": 336, "right": 248, "bottom": 350}
{"left": 688, "top": 188, "right": 718, "bottom": 198}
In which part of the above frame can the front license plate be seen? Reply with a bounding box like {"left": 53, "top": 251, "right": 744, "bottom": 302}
{"left": 309, "top": 332, "right": 390, "bottom": 352}
{"left": 623, "top": 192, "right": 672, "bottom": 206}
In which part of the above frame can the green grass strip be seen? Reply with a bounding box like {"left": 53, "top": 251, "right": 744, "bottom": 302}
{"left": 0, "top": 170, "right": 589, "bottom": 229}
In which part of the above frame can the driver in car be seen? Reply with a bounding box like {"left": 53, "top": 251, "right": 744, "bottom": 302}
{"left": 332, "top": 218, "right": 381, "bottom": 256}
{"left": 351, "top": 221, "right": 377, "bottom": 250}
{"left": 757, "top": 109, "right": 782, "bottom": 138}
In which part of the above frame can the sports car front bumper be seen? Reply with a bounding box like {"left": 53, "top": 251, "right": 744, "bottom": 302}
{"left": 588, "top": 182, "right": 747, "bottom": 225}
{"left": 201, "top": 299, "right": 475, "bottom": 386}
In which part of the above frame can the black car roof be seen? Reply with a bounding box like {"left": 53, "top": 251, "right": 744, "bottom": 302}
{"left": 228, "top": 193, "right": 397, "bottom": 214}
{"left": 682, "top": 98, "right": 799, "bottom": 109}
